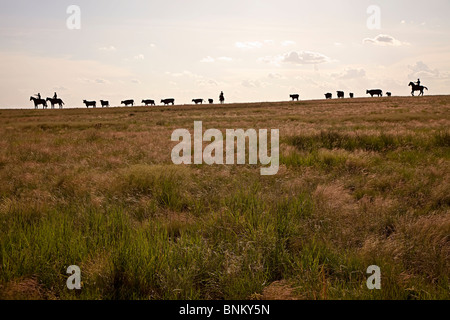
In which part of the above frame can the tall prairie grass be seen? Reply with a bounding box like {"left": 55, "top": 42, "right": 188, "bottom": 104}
{"left": 0, "top": 96, "right": 449, "bottom": 300}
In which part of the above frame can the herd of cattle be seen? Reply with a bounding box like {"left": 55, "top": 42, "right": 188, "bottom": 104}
{"left": 30, "top": 89, "right": 393, "bottom": 109}
{"left": 81, "top": 98, "right": 216, "bottom": 108}
{"left": 291, "top": 89, "right": 391, "bottom": 101}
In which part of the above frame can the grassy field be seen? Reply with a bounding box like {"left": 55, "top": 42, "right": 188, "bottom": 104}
{"left": 0, "top": 96, "right": 449, "bottom": 300}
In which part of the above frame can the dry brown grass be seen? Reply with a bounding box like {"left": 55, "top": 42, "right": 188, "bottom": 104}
{"left": 0, "top": 95, "right": 449, "bottom": 300}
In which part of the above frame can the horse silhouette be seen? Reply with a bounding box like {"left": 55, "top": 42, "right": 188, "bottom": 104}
{"left": 30, "top": 96, "right": 47, "bottom": 109}
{"left": 408, "top": 82, "right": 428, "bottom": 96}
{"left": 46, "top": 97, "right": 65, "bottom": 109}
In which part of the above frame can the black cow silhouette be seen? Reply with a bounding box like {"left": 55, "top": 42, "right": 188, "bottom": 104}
{"left": 208, "top": 99, "right": 214, "bottom": 104}
{"left": 192, "top": 99, "right": 204, "bottom": 105}
{"left": 142, "top": 99, "right": 155, "bottom": 106}
{"left": 366, "top": 89, "right": 383, "bottom": 97}
{"left": 83, "top": 100, "right": 96, "bottom": 108}
{"left": 46, "top": 97, "right": 64, "bottom": 109}
{"left": 290, "top": 94, "right": 300, "bottom": 101}
{"left": 408, "top": 82, "right": 428, "bottom": 96}
{"left": 349, "top": 93, "right": 354, "bottom": 98}
{"left": 30, "top": 96, "right": 48, "bottom": 109}
{"left": 161, "top": 98, "right": 175, "bottom": 105}
{"left": 325, "top": 93, "right": 332, "bottom": 99}
{"left": 386, "top": 92, "right": 392, "bottom": 97}
{"left": 337, "top": 91, "right": 344, "bottom": 99}
{"left": 100, "top": 100, "right": 109, "bottom": 107}
{"left": 121, "top": 100, "right": 134, "bottom": 107}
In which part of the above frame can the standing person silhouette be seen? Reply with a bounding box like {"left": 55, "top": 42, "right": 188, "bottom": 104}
{"left": 219, "top": 91, "right": 225, "bottom": 104}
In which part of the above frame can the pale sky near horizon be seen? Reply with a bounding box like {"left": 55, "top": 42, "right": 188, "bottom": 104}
{"left": 0, "top": 0, "right": 449, "bottom": 108}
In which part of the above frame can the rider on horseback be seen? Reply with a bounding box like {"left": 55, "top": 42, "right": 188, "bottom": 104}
{"left": 416, "top": 79, "right": 421, "bottom": 86}
{"left": 53, "top": 92, "right": 58, "bottom": 99}
{"left": 35, "top": 93, "right": 41, "bottom": 99}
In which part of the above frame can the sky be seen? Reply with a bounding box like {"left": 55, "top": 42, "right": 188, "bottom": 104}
{"left": 0, "top": 0, "right": 449, "bottom": 108}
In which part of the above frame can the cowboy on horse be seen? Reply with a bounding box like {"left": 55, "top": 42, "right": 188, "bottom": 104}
{"left": 30, "top": 95, "right": 47, "bottom": 109}
{"left": 409, "top": 79, "right": 428, "bottom": 96}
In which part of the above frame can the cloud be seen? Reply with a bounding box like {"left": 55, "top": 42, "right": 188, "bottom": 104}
{"left": 166, "top": 70, "right": 202, "bottom": 79}
{"left": 332, "top": 68, "right": 366, "bottom": 80}
{"left": 200, "top": 56, "right": 215, "bottom": 63}
{"left": 408, "top": 61, "right": 449, "bottom": 79}
{"left": 53, "top": 86, "right": 68, "bottom": 91}
{"left": 78, "top": 78, "right": 110, "bottom": 85}
{"left": 235, "top": 41, "right": 263, "bottom": 49}
{"left": 200, "top": 56, "right": 233, "bottom": 63}
{"left": 217, "top": 57, "right": 233, "bottom": 62}
{"left": 262, "top": 51, "right": 330, "bottom": 66}
{"left": 197, "top": 79, "right": 218, "bottom": 86}
{"left": 268, "top": 73, "right": 286, "bottom": 80}
{"left": 131, "top": 79, "right": 141, "bottom": 84}
{"left": 133, "top": 54, "right": 145, "bottom": 60}
{"left": 281, "top": 40, "right": 296, "bottom": 46}
{"left": 284, "top": 51, "right": 330, "bottom": 64}
{"left": 363, "top": 34, "right": 408, "bottom": 46}
{"left": 99, "top": 46, "right": 116, "bottom": 52}
{"left": 241, "top": 80, "right": 261, "bottom": 88}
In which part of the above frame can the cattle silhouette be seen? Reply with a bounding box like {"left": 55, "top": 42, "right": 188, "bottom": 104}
{"left": 100, "top": 100, "right": 110, "bottom": 107}
{"left": 386, "top": 92, "right": 392, "bottom": 97}
{"left": 337, "top": 91, "right": 344, "bottom": 99}
{"left": 366, "top": 89, "right": 383, "bottom": 97}
{"left": 192, "top": 99, "right": 204, "bottom": 105}
{"left": 349, "top": 93, "right": 354, "bottom": 98}
{"left": 161, "top": 98, "right": 175, "bottom": 105}
{"left": 290, "top": 94, "right": 300, "bottom": 101}
{"left": 142, "top": 99, "right": 155, "bottom": 106}
{"left": 83, "top": 100, "right": 96, "bottom": 108}
{"left": 121, "top": 100, "right": 134, "bottom": 107}
{"left": 208, "top": 99, "right": 214, "bottom": 104}
{"left": 30, "top": 96, "right": 48, "bottom": 109}
{"left": 325, "top": 93, "right": 332, "bottom": 99}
